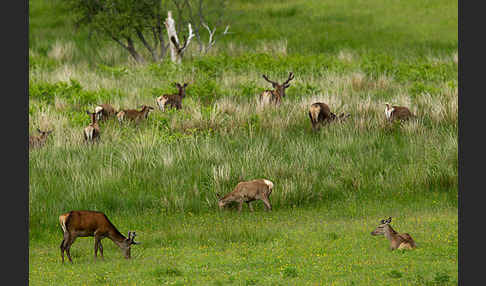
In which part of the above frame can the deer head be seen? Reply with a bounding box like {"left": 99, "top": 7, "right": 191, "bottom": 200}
{"left": 337, "top": 113, "right": 351, "bottom": 121}
{"left": 86, "top": 110, "right": 98, "bottom": 124}
{"left": 174, "top": 82, "right": 189, "bottom": 98}
{"left": 36, "top": 128, "right": 53, "bottom": 137}
{"left": 262, "top": 72, "right": 294, "bottom": 98}
{"left": 120, "top": 231, "right": 140, "bottom": 259}
{"left": 371, "top": 217, "right": 392, "bottom": 236}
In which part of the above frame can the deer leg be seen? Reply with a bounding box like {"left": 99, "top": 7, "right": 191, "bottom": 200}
{"left": 247, "top": 201, "right": 254, "bottom": 212}
{"left": 60, "top": 239, "right": 66, "bottom": 263}
{"left": 65, "top": 236, "right": 77, "bottom": 263}
{"left": 238, "top": 201, "right": 244, "bottom": 213}
{"left": 99, "top": 240, "right": 104, "bottom": 258}
{"left": 94, "top": 237, "right": 100, "bottom": 259}
{"left": 261, "top": 196, "right": 272, "bottom": 211}
{"left": 60, "top": 231, "right": 70, "bottom": 263}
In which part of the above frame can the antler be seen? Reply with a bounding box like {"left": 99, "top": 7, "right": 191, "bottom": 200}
{"left": 262, "top": 74, "right": 277, "bottom": 85}
{"left": 283, "top": 72, "right": 295, "bottom": 86}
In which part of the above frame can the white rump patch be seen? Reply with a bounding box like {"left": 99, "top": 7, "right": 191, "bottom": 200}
{"left": 260, "top": 92, "right": 272, "bottom": 106}
{"left": 263, "top": 179, "right": 274, "bottom": 189}
{"left": 156, "top": 96, "right": 169, "bottom": 111}
{"left": 385, "top": 105, "right": 394, "bottom": 120}
{"left": 95, "top": 106, "right": 103, "bottom": 113}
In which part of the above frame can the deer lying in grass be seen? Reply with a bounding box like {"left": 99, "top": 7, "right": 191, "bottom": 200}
{"left": 260, "top": 72, "right": 294, "bottom": 105}
{"left": 29, "top": 128, "right": 53, "bottom": 149}
{"left": 156, "top": 82, "right": 188, "bottom": 111}
{"left": 117, "top": 105, "right": 154, "bottom": 123}
{"left": 371, "top": 217, "right": 416, "bottom": 250}
{"left": 217, "top": 179, "right": 274, "bottom": 212}
{"left": 84, "top": 111, "right": 100, "bottom": 142}
{"left": 309, "top": 102, "right": 350, "bottom": 131}
{"left": 59, "top": 210, "right": 140, "bottom": 263}
{"left": 384, "top": 103, "right": 415, "bottom": 122}
{"left": 95, "top": 103, "right": 117, "bottom": 121}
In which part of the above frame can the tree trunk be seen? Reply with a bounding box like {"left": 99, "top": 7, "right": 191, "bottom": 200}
{"left": 165, "top": 11, "right": 181, "bottom": 64}
{"left": 111, "top": 36, "right": 145, "bottom": 64}
{"left": 126, "top": 37, "right": 146, "bottom": 64}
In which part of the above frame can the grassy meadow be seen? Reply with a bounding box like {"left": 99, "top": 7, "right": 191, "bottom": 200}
{"left": 29, "top": 0, "right": 458, "bottom": 285}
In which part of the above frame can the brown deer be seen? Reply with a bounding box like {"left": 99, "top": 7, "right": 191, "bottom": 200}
{"left": 370, "top": 217, "right": 416, "bottom": 250}
{"left": 260, "top": 72, "right": 295, "bottom": 105}
{"left": 217, "top": 179, "right": 274, "bottom": 212}
{"left": 116, "top": 105, "right": 154, "bottom": 123}
{"left": 84, "top": 111, "right": 100, "bottom": 142}
{"left": 308, "top": 102, "right": 351, "bottom": 131}
{"left": 95, "top": 103, "right": 117, "bottom": 121}
{"left": 156, "top": 82, "right": 188, "bottom": 111}
{"left": 384, "top": 103, "right": 415, "bottom": 122}
{"left": 59, "top": 210, "right": 140, "bottom": 263}
{"left": 29, "top": 128, "right": 53, "bottom": 149}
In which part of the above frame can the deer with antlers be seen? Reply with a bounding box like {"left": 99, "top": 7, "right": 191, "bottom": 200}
{"left": 260, "top": 72, "right": 295, "bottom": 105}
{"left": 370, "top": 217, "right": 416, "bottom": 250}
{"left": 59, "top": 210, "right": 140, "bottom": 263}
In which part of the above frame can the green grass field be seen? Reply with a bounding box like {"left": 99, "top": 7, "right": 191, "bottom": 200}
{"left": 29, "top": 0, "right": 458, "bottom": 285}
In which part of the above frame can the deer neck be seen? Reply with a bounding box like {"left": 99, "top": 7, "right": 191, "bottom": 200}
{"left": 383, "top": 225, "right": 398, "bottom": 242}
{"left": 108, "top": 230, "right": 128, "bottom": 249}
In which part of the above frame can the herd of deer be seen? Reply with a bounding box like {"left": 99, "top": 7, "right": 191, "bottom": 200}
{"left": 29, "top": 72, "right": 417, "bottom": 263}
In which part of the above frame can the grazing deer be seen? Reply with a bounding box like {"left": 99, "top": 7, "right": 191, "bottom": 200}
{"left": 29, "top": 128, "right": 53, "bottom": 149}
{"left": 217, "top": 179, "right": 274, "bottom": 212}
{"left": 370, "top": 217, "right": 416, "bottom": 250}
{"left": 59, "top": 210, "right": 140, "bottom": 263}
{"left": 156, "top": 82, "right": 188, "bottom": 111}
{"left": 384, "top": 103, "right": 415, "bottom": 122}
{"left": 260, "top": 72, "right": 295, "bottom": 105}
{"left": 308, "top": 102, "right": 351, "bottom": 131}
{"left": 95, "top": 103, "right": 117, "bottom": 121}
{"left": 84, "top": 111, "right": 100, "bottom": 142}
{"left": 117, "top": 105, "right": 154, "bottom": 123}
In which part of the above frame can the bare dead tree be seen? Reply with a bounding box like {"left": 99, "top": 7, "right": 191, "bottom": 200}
{"left": 165, "top": 10, "right": 195, "bottom": 63}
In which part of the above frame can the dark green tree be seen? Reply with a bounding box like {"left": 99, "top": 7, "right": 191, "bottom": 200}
{"left": 67, "top": 0, "right": 230, "bottom": 64}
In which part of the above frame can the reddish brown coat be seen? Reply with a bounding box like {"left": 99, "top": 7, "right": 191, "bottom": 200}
{"left": 59, "top": 210, "right": 139, "bottom": 263}
{"left": 117, "top": 105, "right": 154, "bottom": 123}
{"left": 371, "top": 217, "right": 416, "bottom": 250}
{"left": 259, "top": 72, "right": 294, "bottom": 105}
{"left": 385, "top": 104, "right": 414, "bottom": 121}
{"left": 156, "top": 82, "right": 188, "bottom": 111}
